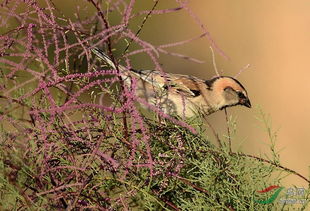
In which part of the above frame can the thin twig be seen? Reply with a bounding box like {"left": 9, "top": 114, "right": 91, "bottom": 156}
{"left": 203, "top": 116, "right": 222, "bottom": 148}
{"left": 88, "top": 0, "right": 113, "bottom": 58}
{"left": 233, "top": 152, "right": 310, "bottom": 184}
{"left": 123, "top": 0, "right": 159, "bottom": 54}
{"left": 173, "top": 174, "right": 209, "bottom": 194}
{"left": 235, "top": 63, "right": 250, "bottom": 78}
{"left": 210, "top": 46, "right": 220, "bottom": 77}
{"left": 224, "top": 108, "right": 232, "bottom": 152}
{"left": 152, "top": 189, "right": 180, "bottom": 211}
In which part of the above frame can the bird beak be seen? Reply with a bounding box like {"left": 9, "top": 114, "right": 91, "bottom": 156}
{"left": 240, "top": 98, "right": 251, "bottom": 108}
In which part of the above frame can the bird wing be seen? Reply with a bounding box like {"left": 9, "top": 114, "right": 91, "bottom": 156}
{"left": 130, "top": 70, "right": 204, "bottom": 97}
{"left": 172, "top": 75, "right": 205, "bottom": 97}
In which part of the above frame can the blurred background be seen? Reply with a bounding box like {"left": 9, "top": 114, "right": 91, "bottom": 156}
{"left": 24, "top": 0, "right": 310, "bottom": 187}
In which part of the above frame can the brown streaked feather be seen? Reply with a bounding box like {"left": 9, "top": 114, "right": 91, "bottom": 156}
{"left": 130, "top": 70, "right": 205, "bottom": 97}
{"left": 171, "top": 76, "right": 205, "bottom": 97}
{"left": 174, "top": 76, "right": 205, "bottom": 90}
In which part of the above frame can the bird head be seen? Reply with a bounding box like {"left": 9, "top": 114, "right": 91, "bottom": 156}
{"left": 207, "top": 76, "right": 251, "bottom": 110}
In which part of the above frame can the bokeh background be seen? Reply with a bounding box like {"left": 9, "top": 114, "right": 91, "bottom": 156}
{"left": 16, "top": 0, "right": 310, "bottom": 188}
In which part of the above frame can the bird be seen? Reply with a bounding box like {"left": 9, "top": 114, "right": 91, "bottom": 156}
{"left": 91, "top": 48, "right": 251, "bottom": 118}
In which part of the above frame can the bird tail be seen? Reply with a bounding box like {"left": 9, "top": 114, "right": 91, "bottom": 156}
{"left": 91, "top": 47, "right": 118, "bottom": 70}
{"left": 91, "top": 47, "right": 134, "bottom": 86}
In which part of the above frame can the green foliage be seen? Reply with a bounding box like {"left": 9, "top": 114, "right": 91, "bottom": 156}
{"left": 1, "top": 108, "right": 308, "bottom": 210}
{"left": 119, "top": 116, "right": 280, "bottom": 210}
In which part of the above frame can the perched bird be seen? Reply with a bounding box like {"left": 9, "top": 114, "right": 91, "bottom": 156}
{"left": 92, "top": 48, "right": 251, "bottom": 118}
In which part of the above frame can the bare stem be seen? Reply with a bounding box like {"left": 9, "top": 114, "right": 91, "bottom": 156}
{"left": 233, "top": 152, "right": 310, "bottom": 184}
{"left": 224, "top": 108, "right": 232, "bottom": 152}
{"left": 123, "top": 0, "right": 159, "bottom": 54}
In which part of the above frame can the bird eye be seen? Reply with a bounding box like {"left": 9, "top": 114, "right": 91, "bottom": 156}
{"left": 237, "top": 92, "right": 245, "bottom": 99}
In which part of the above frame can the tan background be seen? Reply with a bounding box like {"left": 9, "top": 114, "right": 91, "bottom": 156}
{"left": 51, "top": 0, "right": 310, "bottom": 187}
{"left": 195, "top": 1, "right": 310, "bottom": 188}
